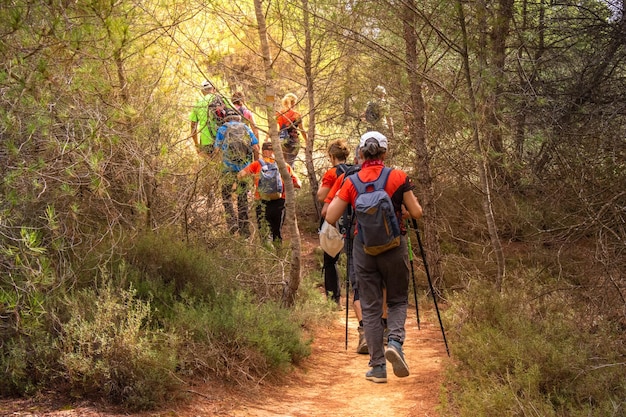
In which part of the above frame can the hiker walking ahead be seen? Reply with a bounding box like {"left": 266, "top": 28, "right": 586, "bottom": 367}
{"left": 276, "top": 93, "right": 307, "bottom": 167}
{"left": 232, "top": 91, "right": 260, "bottom": 140}
{"left": 362, "top": 85, "right": 394, "bottom": 140}
{"left": 214, "top": 108, "right": 260, "bottom": 236}
{"left": 317, "top": 139, "right": 352, "bottom": 308}
{"left": 320, "top": 144, "right": 367, "bottom": 353}
{"left": 238, "top": 141, "right": 301, "bottom": 243}
{"left": 189, "top": 80, "right": 225, "bottom": 157}
{"left": 322, "top": 145, "right": 388, "bottom": 354}
{"left": 326, "top": 131, "right": 422, "bottom": 384}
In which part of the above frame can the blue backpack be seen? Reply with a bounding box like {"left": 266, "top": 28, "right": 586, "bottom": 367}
{"left": 349, "top": 167, "right": 401, "bottom": 256}
{"left": 257, "top": 158, "right": 283, "bottom": 200}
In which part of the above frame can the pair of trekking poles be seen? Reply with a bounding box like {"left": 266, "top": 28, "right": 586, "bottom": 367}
{"left": 342, "top": 218, "right": 450, "bottom": 357}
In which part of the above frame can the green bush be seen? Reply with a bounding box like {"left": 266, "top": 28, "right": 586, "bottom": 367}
{"left": 0, "top": 228, "right": 324, "bottom": 409}
{"left": 128, "top": 231, "right": 232, "bottom": 301}
{"left": 167, "top": 290, "right": 311, "bottom": 381}
{"left": 58, "top": 280, "right": 181, "bottom": 410}
{"left": 125, "top": 231, "right": 314, "bottom": 384}
{"left": 441, "top": 279, "right": 626, "bottom": 416}
{"left": 0, "top": 326, "right": 59, "bottom": 397}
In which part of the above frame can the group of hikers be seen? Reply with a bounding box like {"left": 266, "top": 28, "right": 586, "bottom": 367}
{"left": 189, "top": 80, "right": 303, "bottom": 240}
{"left": 188, "top": 80, "right": 423, "bottom": 384}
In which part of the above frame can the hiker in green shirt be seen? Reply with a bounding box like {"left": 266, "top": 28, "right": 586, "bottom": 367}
{"left": 189, "top": 80, "right": 221, "bottom": 157}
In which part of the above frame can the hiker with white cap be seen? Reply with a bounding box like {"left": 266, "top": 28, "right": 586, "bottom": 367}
{"left": 325, "top": 131, "right": 422, "bottom": 383}
{"left": 189, "top": 80, "right": 226, "bottom": 157}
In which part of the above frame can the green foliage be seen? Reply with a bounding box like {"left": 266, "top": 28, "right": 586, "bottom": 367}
{"left": 0, "top": 325, "right": 59, "bottom": 397}
{"left": 169, "top": 290, "right": 310, "bottom": 380}
{"left": 0, "top": 228, "right": 323, "bottom": 409}
{"left": 442, "top": 279, "right": 626, "bottom": 417}
{"left": 58, "top": 280, "right": 181, "bottom": 410}
{"left": 124, "top": 230, "right": 314, "bottom": 384}
{"left": 293, "top": 265, "right": 338, "bottom": 325}
{"left": 295, "top": 181, "right": 321, "bottom": 234}
{"left": 127, "top": 231, "right": 231, "bottom": 302}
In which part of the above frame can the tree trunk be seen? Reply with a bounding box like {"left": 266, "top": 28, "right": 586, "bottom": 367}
{"left": 253, "top": 0, "right": 301, "bottom": 307}
{"left": 457, "top": 0, "right": 506, "bottom": 290}
{"left": 401, "top": 0, "right": 445, "bottom": 295}
{"left": 301, "top": 0, "right": 321, "bottom": 219}
{"left": 302, "top": 0, "right": 322, "bottom": 219}
{"left": 483, "top": 0, "right": 514, "bottom": 187}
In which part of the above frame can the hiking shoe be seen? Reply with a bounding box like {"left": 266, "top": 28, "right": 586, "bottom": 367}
{"left": 365, "top": 365, "right": 387, "bottom": 383}
{"left": 383, "top": 327, "right": 390, "bottom": 345}
{"left": 385, "top": 339, "right": 410, "bottom": 378}
{"left": 356, "top": 326, "right": 368, "bottom": 354}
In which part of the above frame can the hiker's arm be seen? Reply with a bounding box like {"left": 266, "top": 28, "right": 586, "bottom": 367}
{"left": 317, "top": 186, "right": 331, "bottom": 202}
{"left": 325, "top": 196, "right": 349, "bottom": 225}
{"left": 299, "top": 120, "right": 308, "bottom": 142}
{"left": 252, "top": 144, "right": 260, "bottom": 161}
{"left": 213, "top": 127, "right": 224, "bottom": 154}
{"left": 320, "top": 202, "right": 330, "bottom": 218}
{"left": 237, "top": 169, "right": 249, "bottom": 180}
{"left": 248, "top": 113, "right": 260, "bottom": 139}
{"left": 403, "top": 191, "right": 422, "bottom": 219}
{"left": 293, "top": 175, "right": 302, "bottom": 189}
{"left": 288, "top": 166, "right": 302, "bottom": 188}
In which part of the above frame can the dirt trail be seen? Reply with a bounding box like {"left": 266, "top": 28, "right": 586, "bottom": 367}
{"left": 224, "top": 310, "right": 448, "bottom": 417}
{"left": 1, "top": 234, "right": 449, "bottom": 417}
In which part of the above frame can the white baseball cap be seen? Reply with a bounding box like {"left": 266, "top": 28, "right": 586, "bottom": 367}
{"left": 374, "top": 85, "right": 387, "bottom": 95}
{"left": 201, "top": 80, "right": 213, "bottom": 88}
{"left": 359, "top": 131, "right": 388, "bottom": 150}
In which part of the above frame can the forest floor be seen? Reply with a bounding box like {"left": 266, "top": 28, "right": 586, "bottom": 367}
{"left": 1, "top": 232, "right": 450, "bottom": 417}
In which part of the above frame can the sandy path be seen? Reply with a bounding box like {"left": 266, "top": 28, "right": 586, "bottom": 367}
{"left": 218, "top": 307, "right": 448, "bottom": 417}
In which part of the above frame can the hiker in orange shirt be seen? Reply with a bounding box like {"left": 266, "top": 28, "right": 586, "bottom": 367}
{"left": 317, "top": 139, "right": 352, "bottom": 309}
{"left": 276, "top": 93, "right": 307, "bottom": 167}
{"left": 326, "top": 131, "right": 422, "bottom": 384}
{"left": 238, "top": 142, "right": 301, "bottom": 243}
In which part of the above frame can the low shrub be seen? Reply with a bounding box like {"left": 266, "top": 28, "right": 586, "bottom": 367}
{"left": 58, "top": 279, "right": 181, "bottom": 410}
{"left": 441, "top": 278, "right": 626, "bottom": 416}
{"left": 167, "top": 289, "right": 311, "bottom": 382}
{"left": 1, "top": 229, "right": 321, "bottom": 410}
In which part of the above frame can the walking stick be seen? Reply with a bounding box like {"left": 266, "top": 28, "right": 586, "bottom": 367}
{"left": 344, "top": 209, "right": 354, "bottom": 350}
{"left": 345, "top": 266, "right": 350, "bottom": 351}
{"left": 411, "top": 219, "right": 450, "bottom": 357}
{"left": 406, "top": 221, "right": 421, "bottom": 330}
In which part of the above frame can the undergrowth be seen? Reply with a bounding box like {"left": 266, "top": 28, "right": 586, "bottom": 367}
{"left": 440, "top": 275, "right": 626, "bottom": 417}
{"left": 0, "top": 230, "right": 328, "bottom": 410}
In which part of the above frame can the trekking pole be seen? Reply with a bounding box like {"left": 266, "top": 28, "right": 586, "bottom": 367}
{"left": 405, "top": 220, "right": 421, "bottom": 330}
{"left": 411, "top": 219, "right": 450, "bottom": 357}
{"left": 344, "top": 216, "right": 354, "bottom": 351}
{"left": 345, "top": 267, "right": 350, "bottom": 350}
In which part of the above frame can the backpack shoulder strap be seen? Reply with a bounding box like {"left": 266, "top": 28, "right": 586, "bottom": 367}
{"left": 342, "top": 165, "right": 361, "bottom": 184}
{"left": 259, "top": 157, "right": 266, "bottom": 167}
{"left": 335, "top": 163, "right": 349, "bottom": 176}
{"left": 349, "top": 172, "right": 366, "bottom": 194}
{"left": 208, "top": 94, "right": 224, "bottom": 108}
{"left": 350, "top": 167, "right": 392, "bottom": 194}
{"left": 373, "top": 167, "right": 393, "bottom": 191}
